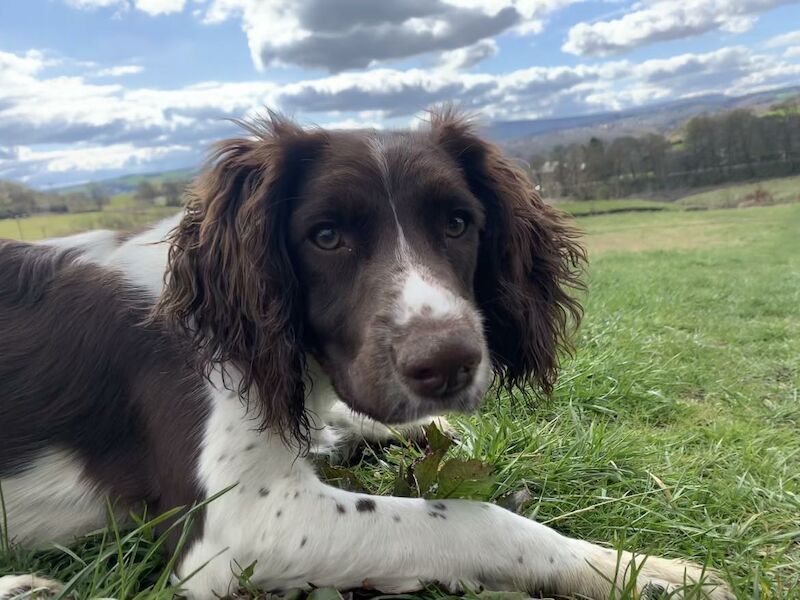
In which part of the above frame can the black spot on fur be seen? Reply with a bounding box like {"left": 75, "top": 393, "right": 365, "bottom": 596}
{"left": 244, "top": 443, "right": 256, "bottom": 451}
{"left": 259, "top": 487, "right": 270, "bottom": 497}
{"left": 517, "top": 556, "right": 524, "bottom": 564}
{"left": 392, "top": 514, "right": 401, "bottom": 522}
{"left": 300, "top": 536, "right": 307, "bottom": 547}
{"left": 433, "top": 502, "right": 447, "bottom": 511}
{"left": 294, "top": 491, "right": 300, "bottom": 499}
{"left": 549, "top": 556, "right": 555, "bottom": 564}
{"left": 428, "top": 511, "right": 446, "bottom": 519}
{"left": 336, "top": 503, "right": 346, "bottom": 514}
{"left": 218, "top": 454, "right": 227, "bottom": 462}
{"left": 276, "top": 510, "right": 282, "bottom": 518}
{"left": 356, "top": 498, "right": 376, "bottom": 512}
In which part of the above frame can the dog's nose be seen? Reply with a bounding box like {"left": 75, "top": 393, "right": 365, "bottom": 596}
{"left": 396, "top": 336, "right": 482, "bottom": 398}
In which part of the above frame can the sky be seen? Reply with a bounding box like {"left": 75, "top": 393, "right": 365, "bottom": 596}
{"left": 1, "top": 0, "right": 799, "bottom": 188}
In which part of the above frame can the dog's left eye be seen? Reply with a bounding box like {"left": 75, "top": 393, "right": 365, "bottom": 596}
{"left": 311, "top": 224, "right": 343, "bottom": 250}
{"left": 445, "top": 212, "right": 470, "bottom": 238}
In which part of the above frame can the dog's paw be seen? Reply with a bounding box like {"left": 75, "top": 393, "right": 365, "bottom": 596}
{"left": 595, "top": 552, "right": 735, "bottom": 600}
{"left": 0, "top": 575, "right": 63, "bottom": 600}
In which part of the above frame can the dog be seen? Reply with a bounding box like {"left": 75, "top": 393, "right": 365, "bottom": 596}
{"left": 0, "top": 111, "right": 733, "bottom": 599}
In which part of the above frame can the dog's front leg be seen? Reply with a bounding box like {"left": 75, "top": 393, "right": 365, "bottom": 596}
{"left": 177, "top": 477, "right": 732, "bottom": 600}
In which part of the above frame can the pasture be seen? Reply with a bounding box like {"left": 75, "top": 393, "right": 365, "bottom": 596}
{"left": 1, "top": 201, "right": 799, "bottom": 599}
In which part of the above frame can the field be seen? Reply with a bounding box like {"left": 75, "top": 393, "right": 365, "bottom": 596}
{"left": 0, "top": 208, "right": 178, "bottom": 242}
{"left": 675, "top": 175, "right": 800, "bottom": 210}
{"left": 1, "top": 201, "right": 799, "bottom": 599}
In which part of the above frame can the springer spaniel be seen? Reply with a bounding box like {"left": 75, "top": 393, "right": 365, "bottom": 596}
{"left": 0, "top": 112, "right": 732, "bottom": 600}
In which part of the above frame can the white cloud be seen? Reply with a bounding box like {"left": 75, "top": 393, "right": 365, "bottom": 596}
{"left": 133, "top": 0, "right": 185, "bottom": 15}
{"left": 64, "top": 0, "right": 185, "bottom": 15}
{"left": 13, "top": 143, "right": 189, "bottom": 173}
{"left": 785, "top": 45, "right": 800, "bottom": 58}
{"left": 563, "top": 0, "right": 795, "bottom": 56}
{"left": 2, "top": 43, "right": 799, "bottom": 184}
{"left": 94, "top": 65, "right": 144, "bottom": 77}
{"left": 65, "top": 0, "right": 123, "bottom": 7}
{"left": 438, "top": 39, "right": 499, "bottom": 70}
{"left": 61, "top": 0, "right": 577, "bottom": 72}
{"left": 198, "top": 0, "right": 569, "bottom": 72}
{"left": 765, "top": 29, "right": 800, "bottom": 47}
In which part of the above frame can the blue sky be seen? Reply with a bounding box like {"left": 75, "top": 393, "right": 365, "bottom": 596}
{"left": 1, "top": 0, "right": 799, "bottom": 187}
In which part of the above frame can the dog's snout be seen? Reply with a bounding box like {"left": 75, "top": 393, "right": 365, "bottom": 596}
{"left": 395, "top": 331, "right": 482, "bottom": 398}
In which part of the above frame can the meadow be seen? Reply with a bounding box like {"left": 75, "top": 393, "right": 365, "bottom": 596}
{"left": 1, "top": 200, "right": 799, "bottom": 599}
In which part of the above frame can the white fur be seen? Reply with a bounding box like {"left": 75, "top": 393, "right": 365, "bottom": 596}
{"left": 38, "top": 229, "right": 119, "bottom": 264}
{"left": 104, "top": 212, "right": 181, "bottom": 296}
{"left": 16, "top": 215, "right": 732, "bottom": 600}
{"left": 0, "top": 450, "right": 109, "bottom": 547}
{"left": 0, "top": 574, "right": 63, "bottom": 600}
{"left": 395, "top": 268, "right": 462, "bottom": 325}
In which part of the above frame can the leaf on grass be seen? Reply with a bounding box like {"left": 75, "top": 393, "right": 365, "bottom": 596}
{"left": 307, "top": 587, "right": 344, "bottom": 600}
{"left": 317, "top": 464, "right": 368, "bottom": 493}
{"left": 497, "top": 486, "right": 533, "bottom": 514}
{"left": 412, "top": 451, "right": 445, "bottom": 497}
{"left": 392, "top": 463, "right": 414, "bottom": 497}
{"left": 425, "top": 421, "right": 454, "bottom": 454}
{"left": 436, "top": 459, "right": 496, "bottom": 499}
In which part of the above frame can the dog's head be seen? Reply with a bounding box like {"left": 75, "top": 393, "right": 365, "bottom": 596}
{"left": 158, "top": 110, "right": 585, "bottom": 444}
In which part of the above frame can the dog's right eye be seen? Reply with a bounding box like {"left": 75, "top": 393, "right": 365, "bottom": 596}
{"left": 310, "top": 224, "right": 343, "bottom": 250}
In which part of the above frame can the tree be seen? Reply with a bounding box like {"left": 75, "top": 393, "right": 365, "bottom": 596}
{"left": 135, "top": 180, "right": 158, "bottom": 203}
{"left": 0, "top": 181, "right": 37, "bottom": 217}
{"left": 162, "top": 180, "right": 186, "bottom": 207}
{"left": 88, "top": 183, "right": 109, "bottom": 211}
{"left": 583, "top": 137, "right": 609, "bottom": 187}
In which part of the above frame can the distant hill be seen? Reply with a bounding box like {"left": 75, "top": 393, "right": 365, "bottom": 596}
{"left": 485, "top": 86, "right": 800, "bottom": 156}
{"left": 53, "top": 168, "right": 196, "bottom": 196}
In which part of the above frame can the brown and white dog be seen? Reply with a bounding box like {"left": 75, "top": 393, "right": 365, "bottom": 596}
{"left": 0, "top": 112, "right": 732, "bottom": 599}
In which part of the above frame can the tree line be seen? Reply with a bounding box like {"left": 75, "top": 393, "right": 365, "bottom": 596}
{"left": 529, "top": 101, "right": 800, "bottom": 200}
{"left": 0, "top": 177, "right": 189, "bottom": 219}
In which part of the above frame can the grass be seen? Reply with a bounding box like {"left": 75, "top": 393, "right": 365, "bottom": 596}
{"left": 0, "top": 207, "right": 179, "bottom": 242}
{"left": 675, "top": 175, "right": 800, "bottom": 210}
{"left": 2, "top": 203, "right": 800, "bottom": 598}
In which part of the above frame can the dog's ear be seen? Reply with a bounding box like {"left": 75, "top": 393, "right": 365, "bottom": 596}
{"left": 156, "top": 113, "right": 327, "bottom": 446}
{"left": 431, "top": 109, "right": 586, "bottom": 399}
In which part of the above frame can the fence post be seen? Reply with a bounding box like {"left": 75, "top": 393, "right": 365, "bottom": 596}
{"left": 15, "top": 217, "right": 24, "bottom": 241}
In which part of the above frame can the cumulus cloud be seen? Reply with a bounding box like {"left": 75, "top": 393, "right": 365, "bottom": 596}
{"left": 199, "top": 0, "right": 568, "bottom": 72}
{"left": 765, "top": 29, "right": 800, "bottom": 47}
{"left": 2, "top": 43, "right": 799, "bottom": 184}
{"left": 93, "top": 65, "right": 144, "bottom": 77}
{"left": 64, "top": 0, "right": 185, "bottom": 15}
{"left": 133, "top": 0, "right": 185, "bottom": 15}
{"left": 438, "top": 39, "right": 499, "bottom": 70}
{"left": 563, "top": 0, "right": 795, "bottom": 56}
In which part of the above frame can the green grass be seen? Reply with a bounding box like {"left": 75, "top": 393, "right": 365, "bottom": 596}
{"left": 0, "top": 207, "right": 179, "bottom": 241}
{"left": 676, "top": 175, "right": 800, "bottom": 210}
{"left": 2, "top": 203, "right": 799, "bottom": 598}
{"left": 551, "top": 198, "right": 676, "bottom": 216}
